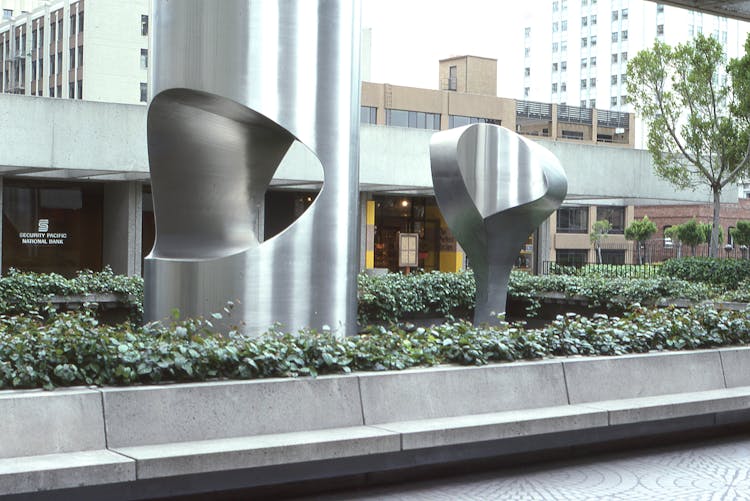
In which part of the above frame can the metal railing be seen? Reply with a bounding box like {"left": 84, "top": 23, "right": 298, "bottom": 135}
{"left": 597, "top": 109, "right": 629, "bottom": 128}
{"left": 558, "top": 104, "right": 592, "bottom": 124}
{"left": 516, "top": 100, "right": 552, "bottom": 120}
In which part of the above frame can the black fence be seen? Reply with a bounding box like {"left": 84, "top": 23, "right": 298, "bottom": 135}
{"left": 541, "top": 261, "right": 662, "bottom": 278}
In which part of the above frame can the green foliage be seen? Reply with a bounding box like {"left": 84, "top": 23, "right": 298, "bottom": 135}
{"left": 358, "top": 270, "right": 714, "bottom": 323}
{"left": 699, "top": 222, "right": 723, "bottom": 245}
{"left": 0, "top": 267, "right": 143, "bottom": 321}
{"left": 624, "top": 216, "right": 657, "bottom": 243}
{"left": 627, "top": 34, "right": 750, "bottom": 257}
{"left": 660, "top": 256, "right": 750, "bottom": 288}
{"left": 357, "top": 271, "right": 475, "bottom": 325}
{"left": 731, "top": 221, "right": 750, "bottom": 247}
{"left": 676, "top": 218, "right": 706, "bottom": 254}
{"left": 590, "top": 220, "right": 613, "bottom": 264}
{"left": 3, "top": 304, "right": 750, "bottom": 390}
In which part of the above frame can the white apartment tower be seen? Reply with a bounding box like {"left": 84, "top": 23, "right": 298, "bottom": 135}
{"left": 0, "top": 0, "right": 150, "bottom": 104}
{"left": 522, "top": 0, "right": 750, "bottom": 113}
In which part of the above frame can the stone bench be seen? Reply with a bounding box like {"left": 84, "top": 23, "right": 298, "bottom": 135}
{"left": 2, "top": 347, "right": 750, "bottom": 499}
{"left": 0, "top": 388, "right": 133, "bottom": 495}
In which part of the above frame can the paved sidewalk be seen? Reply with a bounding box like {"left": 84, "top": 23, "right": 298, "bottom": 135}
{"left": 294, "top": 433, "right": 750, "bottom": 500}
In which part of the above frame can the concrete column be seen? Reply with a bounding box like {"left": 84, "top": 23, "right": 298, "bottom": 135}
{"left": 102, "top": 181, "right": 142, "bottom": 276}
{"left": 591, "top": 108, "right": 598, "bottom": 143}
{"left": 535, "top": 216, "right": 553, "bottom": 274}
{"left": 551, "top": 103, "right": 558, "bottom": 140}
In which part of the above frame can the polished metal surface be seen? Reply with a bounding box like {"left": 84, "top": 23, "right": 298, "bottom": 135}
{"left": 145, "top": 0, "right": 361, "bottom": 335}
{"left": 430, "top": 125, "right": 567, "bottom": 325}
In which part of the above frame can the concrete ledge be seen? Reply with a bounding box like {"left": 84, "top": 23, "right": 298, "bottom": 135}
{"left": 2, "top": 347, "right": 750, "bottom": 498}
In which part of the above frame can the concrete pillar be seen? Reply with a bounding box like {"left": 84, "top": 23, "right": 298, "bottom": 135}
{"left": 102, "top": 181, "right": 142, "bottom": 276}
{"left": 551, "top": 103, "right": 558, "bottom": 140}
{"left": 591, "top": 108, "right": 599, "bottom": 144}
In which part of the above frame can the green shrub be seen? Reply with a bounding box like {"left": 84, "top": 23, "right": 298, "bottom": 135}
{"left": 660, "top": 257, "right": 750, "bottom": 288}
{"left": 3, "top": 304, "right": 750, "bottom": 390}
{"left": 0, "top": 267, "right": 143, "bottom": 322}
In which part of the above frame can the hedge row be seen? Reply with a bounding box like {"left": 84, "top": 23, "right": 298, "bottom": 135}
{"left": 2, "top": 304, "right": 749, "bottom": 390}
{"left": 659, "top": 257, "right": 750, "bottom": 289}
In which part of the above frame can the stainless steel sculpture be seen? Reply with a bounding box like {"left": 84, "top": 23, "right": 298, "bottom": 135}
{"left": 144, "top": 1, "right": 361, "bottom": 335}
{"left": 430, "top": 125, "right": 567, "bottom": 325}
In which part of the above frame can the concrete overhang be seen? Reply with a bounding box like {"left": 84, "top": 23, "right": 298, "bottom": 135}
{"left": 654, "top": 1, "right": 750, "bottom": 22}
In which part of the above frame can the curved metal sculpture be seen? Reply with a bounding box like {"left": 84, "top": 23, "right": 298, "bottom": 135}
{"left": 430, "top": 124, "right": 568, "bottom": 325}
{"left": 144, "top": 1, "right": 361, "bottom": 335}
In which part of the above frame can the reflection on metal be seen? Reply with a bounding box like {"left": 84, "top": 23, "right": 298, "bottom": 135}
{"left": 430, "top": 125, "right": 568, "bottom": 325}
{"left": 144, "top": 0, "right": 361, "bottom": 335}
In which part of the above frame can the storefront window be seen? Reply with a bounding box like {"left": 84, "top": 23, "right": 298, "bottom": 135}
{"left": 2, "top": 182, "right": 102, "bottom": 276}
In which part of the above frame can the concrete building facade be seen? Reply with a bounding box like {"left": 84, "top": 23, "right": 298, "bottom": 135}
{"left": 0, "top": 0, "right": 150, "bottom": 103}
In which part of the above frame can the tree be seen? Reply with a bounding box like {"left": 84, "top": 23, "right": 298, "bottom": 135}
{"left": 627, "top": 33, "right": 750, "bottom": 258}
{"left": 624, "top": 216, "right": 657, "bottom": 264}
{"left": 676, "top": 218, "right": 706, "bottom": 256}
{"left": 590, "top": 220, "right": 612, "bottom": 264}
{"left": 664, "top": 225, "right": 682, "bottom": 258}
{"left": 730, "top": 220, "right": 750, "bottom": 257}
{"left": 699, "top": 222, "right": 723, "bottom": 246}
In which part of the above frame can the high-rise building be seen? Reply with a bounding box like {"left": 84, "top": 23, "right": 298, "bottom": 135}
{"left": 521, "top": 0, "right": 750, "bottom": 113}
{"left": 0, "top": 0, "right": 150, "bottom": 104}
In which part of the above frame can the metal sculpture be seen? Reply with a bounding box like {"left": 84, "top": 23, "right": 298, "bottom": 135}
{"left": 430, "top": 124, "right": 567, "bottom": 325}
{"left": 144, "top": 1, "right": 361, "bottom": 335}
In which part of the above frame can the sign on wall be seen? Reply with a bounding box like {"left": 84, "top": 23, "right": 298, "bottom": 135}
{"left": 19, "top": 219, "right": 69, "bottom": 246}
{"left": 398, "top": 232, "right": 419, "bottom": 268}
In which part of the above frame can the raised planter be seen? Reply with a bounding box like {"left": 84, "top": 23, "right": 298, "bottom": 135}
{"left": 2, "top": 347, "right": 750, "bottom": 499}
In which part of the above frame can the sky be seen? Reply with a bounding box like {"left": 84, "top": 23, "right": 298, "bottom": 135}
{"left": 361, "top": 0, "right": 539, "bottom": 97}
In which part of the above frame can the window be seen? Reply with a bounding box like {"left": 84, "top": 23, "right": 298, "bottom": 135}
{"left": 611, "top": 75, "right": 617, "bottom": 85}
{"left": 581, "top": 79, "right": 587, "bottom": 89}
{"left": 50, "top": 22, "right": 55, "bottom": 42}
{"left": 561, "top": 0, "right": 567, "bottom": 10}
{"left": 563, "top": 129, "right": 584, "bottom": 139}
{"left": 70, "top": 14, "right": 75, "bottom": 35}
{"left": 581, "top": 57, "right": 588, "bottom": 68}
{"left": 612, "top": 10, "right": 618, "bottom": 21}
{"left": 360, "top": 106, "right": 377, "bottom": 124}
{"left": 79, "top": 11, "right": 84, "bottom": 32}
{"left": 596, "top": 206, "right": 625, "bottom": 233}
{"left": 49, "top": 86, "right": 54, "bottom": 97}
{"left": 601, "top": 250, "right": 626, "bottom": 264}
{"left": 448, "top": 65, "right": 457, "bottom": 91}
{"left": 140, "top": 48, "right": 148, "bottom": 69}
{"left": 589, "top": 99, "right": 596, "bottom": 108}
{"left": 57, "top": 19, "right": 62, "bottom": 40}
{"left": 552, "top": 22, "right": 559, "bottom": 32}
{"left": 591, "top": 14, "right": 597, "bottom": 25}
{"left": 590, "top": 77, "right": 596, "bottom": 88}
{"left": 448, "top": 115, "right": 501, "bottom": 128}
{"left": 552, "top": 42, "right": 559, "bottom": 53}
{"left": 622, "top": 30, "right": 628, "bottom": 41}
{"left": 621, "top": 51, "right": 628, "bottom": 62}
{"left": 525, "top": 47, "right": 531, "bottom": 57}
{"left": 77, "top": 79, "right": 82, "bottom": 99}
{"left": 552, "top": 1, "right": 559, "bottom": 12}
{"left": 78, "top": 45, "right": 83, "bottom": 66}
{"left": 556, "top": 249, "right": 589, "bottom": 267}
{"left": 2, "top": 9, "right": 11, "bottom": 19}
{"left": 561, "top": 82, "right": 567, "bottom": 92}
{"left": 552, "top": 83, "right": 558, "bottom": 93}
{"left": 657, "top": 3, "right": 664, "bottom": 13}
{"left": 657, "top": 25, "right": 664, "bottom": 36}
{"left": 612, "top": 32, "right": 618, "bottom": 42}
{"left": 581, "top": 37, "right": 588, "bottom": 48}
{"left": 561, "top": 20, "right": 567, "bottom": 31}
{"left": 524, "top": 87, "right": 530, "bottom": 97}
{"left": 557, "top": 207, "right": 589, "bottom": 233}
{"left": 524, "top": 27, "right": 531, "bottom": 38}
{"left": 386, "top": 109, "right": 441, "bottom": 130}
{"left": 561, "top": 61, "right": 567, "bottom": 71}
{"left": 612, "top": 53, "right": 618, "bottom": 63}
{"left": 688, "top": 24, "right": 694, "bottom": 37}
{"left": 69, "top": 47, "right": 74, "bottom": 69}
{"left": 552, "top": 63, "right": 558, "bottom": 72}
{"left": 141, "top": 15, "right": 149, "bottom": 36}
{"left": 582, "top": 0, "right": 587, "bottom": 5}
{"left": 31, "top": 61, "right": 36, "bottom": 81}
{"left": 140, "top": 82, "right": 148, "bottom": 102}
{"left": 561, "top": 41, "right": 567, "bottom": 52}
{"left": 49, "top": 54, "right": 54, "bottom": 74}
{"left": 57, "top": 84, "right": 62, "bottom": 97}
{"left": 39, "top": 27, "right": 43, "bottom": 47}
{"left": 611, "top": 96, "right": 618, "bottom": 106}
{"left": 590, "top": 35, "right": 597, "bottom": 47}
{"left": 622, "top": 8, "right": 628, "bottom": 20}
{"left": 57, "top": 51, "right": 62, "bottom": 72}
{"left": 581, "top": 100, "right": 588, "bottom": 107}
{"left": 620, "top": 95, "right": 627, "bottom": 104}
{"left": 590, "top": 56, "right": 597, "bottom": 66}
{"left": 621, "top": 73, "right": 626, "bottom": 84}
{"left": 581, "top": 16, "right": 588, "bottom": 27}
{"left": 69, "top": 81, "right": 74, "bottom": 98}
